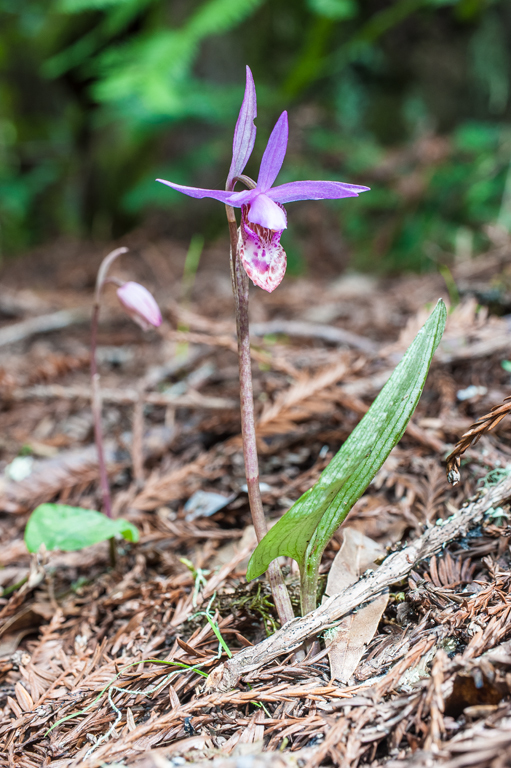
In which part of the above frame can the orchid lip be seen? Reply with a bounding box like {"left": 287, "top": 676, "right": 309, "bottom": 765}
{"left": 239, "top": 204, "right": 287, "bottom": 293}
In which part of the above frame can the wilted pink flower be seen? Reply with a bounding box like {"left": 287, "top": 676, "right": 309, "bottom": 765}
{"left": 157, "top": 66, "right": 369, "bottom": 293}
{"left": 116, "top": 282, "right": 162, "bottom": 331}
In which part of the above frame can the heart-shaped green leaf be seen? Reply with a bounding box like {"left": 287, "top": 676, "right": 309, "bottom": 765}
{"left": 247, "top": 299, "right": 446, "bottom": 581}
{"left": 25, "top": 504, "right": 139, "bottom": 553}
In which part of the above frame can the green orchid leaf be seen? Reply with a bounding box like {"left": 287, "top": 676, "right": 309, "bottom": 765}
{"left": 25, "top": 504, "right": 139, "bottom": 553}
{"left": 247, "top": 299, "right": 446, "bottom": 581}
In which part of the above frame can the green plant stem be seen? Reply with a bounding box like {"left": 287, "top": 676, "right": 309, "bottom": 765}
{"left": 300, "top": 500, "right": 350, "bottom": 615}
{"left": 2, "top": 575, "right": 28, "bottom": 597}
{"left": 300, "top": 555, "right": 320, "bottom": 617}
{"left": 225, "top": 203, "right": 294, "bottom": 628}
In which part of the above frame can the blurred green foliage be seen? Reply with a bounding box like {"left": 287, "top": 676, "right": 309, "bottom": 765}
{"left": 0, "top": 0, "right": 510, "bottom": 272}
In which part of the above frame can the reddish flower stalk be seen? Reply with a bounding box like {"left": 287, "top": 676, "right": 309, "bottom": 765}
{"left": 226, "top": 202, "right": 295, "bottom": 626}
{"left": 91, "top": 247, "right": 161, "bottom": 522}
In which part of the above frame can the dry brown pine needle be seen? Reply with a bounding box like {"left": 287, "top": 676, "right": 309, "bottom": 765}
{"left": 445, "top": 395, "right": 511, "bottom": 485}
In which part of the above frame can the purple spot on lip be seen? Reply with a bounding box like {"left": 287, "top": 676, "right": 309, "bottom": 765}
{"left": 253, "top": 258, "right": 269, "bottom": 273}
{"left": 238, "top": 202, "right": 287, "bottom": 292}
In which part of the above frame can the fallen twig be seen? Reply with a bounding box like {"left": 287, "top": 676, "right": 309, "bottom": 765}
{"left": 207, "top": 474, "right": 511, "bottom": 690}
{"left": 162, "top": 327, "right": 299, "bottom": 377}
{"left": 0, "top": 308, "right": 89, "bottom": 347}
{"left": 250, "top": 319, "right": 378, "bottom": 355}
{"left": 170, "top": 305, "right": 379, "bottom": 354}
{"left": 8, "top": 384, "right": 237, "bottom": 411}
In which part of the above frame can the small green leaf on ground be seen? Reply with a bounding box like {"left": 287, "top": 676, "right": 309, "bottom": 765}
{"left": 25, "top": 504, "right": 139, "bottom": 553}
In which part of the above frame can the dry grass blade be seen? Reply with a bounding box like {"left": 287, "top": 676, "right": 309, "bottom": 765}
{"left": 135, "top": 358, "right": 353, "bottom": 508}
{"left": 163, "top": 327, "right": 298, "bottom": 376}
{"left": 446, "top": 395, "right": 511, "bottom": 485}
{"left": 132, "top": 444, "right": 227, "bottom": 510}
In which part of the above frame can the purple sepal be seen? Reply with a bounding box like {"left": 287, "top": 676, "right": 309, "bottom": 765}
{"left": 226, "top": 66, "right": 257, "bottom": 189}
{"left": 268, "top": 180, "right": 371, "bottom": 204}
{"left": 257, "top": 111, "right": 288, "bottom": 192}
{"left": 156, "top": 179, "right": 234, "bottom": 203}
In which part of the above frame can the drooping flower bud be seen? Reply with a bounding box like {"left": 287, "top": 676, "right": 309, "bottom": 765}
{"left": 116, "top": 281, "right": 162, "bottom": 331}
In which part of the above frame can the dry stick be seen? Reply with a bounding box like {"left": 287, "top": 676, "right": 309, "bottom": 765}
{"left": 0, "top": 307, "right": 89, "bottom": 347}
{"left": 207, "top": 472, "right": 511, "bottom": 691}
{"left": 446, "top": 395, "right": 511, "bottom": 485}
{"left": 10, "top": 383, "right": 236, "bottom": 410}
{"left": 250, "top": 319, "right": 379, "bottom": 355}
{"left": 225, "top": 203, "right": 295, "bottom": 628}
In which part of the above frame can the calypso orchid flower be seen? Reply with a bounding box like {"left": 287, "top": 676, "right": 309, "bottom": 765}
{"left": 157, "top": 66, "right": 369, "bottom": 292}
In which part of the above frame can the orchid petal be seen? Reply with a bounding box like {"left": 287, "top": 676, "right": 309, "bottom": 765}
{"left": 267, "top": 180, "right": 370, "bottom": 204}
{"left": 257, "top": 111, "right": 289, "bottom": 192}
{"left": 156, "top": 179, "right": 234, "bottom": 203}
{"left": 239, "top": 206, "right": 287, "bottom": 293}
{"left": 247, "top": 193, "right": 287, "bottom": 231}
{"left": 227, "top": 66, "right": 257, "bottom": 189}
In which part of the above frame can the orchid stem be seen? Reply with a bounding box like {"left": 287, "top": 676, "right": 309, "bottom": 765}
{"left": 90, "top": 247, "right": 128, "bottom": 567}
{"left": 225, "top": 204, "right": 294, "bottom": 628}
{"left": 91, "top": 302, "right": 116, "bottom": 568}
{"left": 91, "top": 303, "right": 113, "bottom": 520}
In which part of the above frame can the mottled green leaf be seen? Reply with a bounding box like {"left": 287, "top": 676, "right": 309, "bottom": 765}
{"left": 247, "top": 299, "right": 446, "bottom": 580}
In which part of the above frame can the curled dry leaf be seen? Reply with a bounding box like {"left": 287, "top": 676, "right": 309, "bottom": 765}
{"left": 323, "top": 527, "right": 388, "bottom": 683}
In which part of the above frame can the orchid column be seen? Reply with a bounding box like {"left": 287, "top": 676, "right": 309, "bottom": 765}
{"left": 157, "top": 66, "right": 369, "bottom": 624}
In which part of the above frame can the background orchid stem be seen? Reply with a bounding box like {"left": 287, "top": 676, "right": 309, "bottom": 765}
{"left": 91, "top": 247, "right": 128, "bottom": 567}
{"left": 90, "top": 302, "right": 116, "bottom": 568}
{"left": 90, "top": 304, "right": 113, "bottom": 521}
{"left": 225, "top": 203, "right": 295, "bottom": 628}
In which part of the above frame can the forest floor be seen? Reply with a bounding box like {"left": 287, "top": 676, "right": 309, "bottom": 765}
{"left": 1, "top": 232, "right": 511, "bottom": 767}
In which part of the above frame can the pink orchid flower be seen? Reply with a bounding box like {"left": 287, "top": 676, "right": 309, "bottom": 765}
{"left": 157, "top": 67, "right": 369, "bottom": 293}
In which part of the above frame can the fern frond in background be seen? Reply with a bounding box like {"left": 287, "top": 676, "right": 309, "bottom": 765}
{"left": 0, "top": 0, "right": 510, "bottom": 270}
